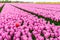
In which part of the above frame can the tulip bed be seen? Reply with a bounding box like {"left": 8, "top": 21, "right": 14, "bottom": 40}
{"left": 11, "top": 3, "right": 60, "bottom": 21}
{"left": 0, "top": 3, "right": 60, "bottom": 40}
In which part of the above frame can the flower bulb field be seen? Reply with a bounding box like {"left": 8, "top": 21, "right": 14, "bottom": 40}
{"left": 0, "top": 3, "right": 60, "bottom": 40}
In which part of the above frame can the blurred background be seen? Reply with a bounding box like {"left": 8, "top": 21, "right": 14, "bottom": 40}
{"left": 0, "top": 0, "right": 60, "bottom": 4}
{"left": 0, "top": 0, "right": 60, "bottom": 2}
{"left": 0, "top": 0, "right": 60, "bottom": 3}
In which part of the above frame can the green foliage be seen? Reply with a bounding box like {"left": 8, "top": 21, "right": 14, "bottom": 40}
{"left": 0, "top": 4, "right": 4, "bottom": 12}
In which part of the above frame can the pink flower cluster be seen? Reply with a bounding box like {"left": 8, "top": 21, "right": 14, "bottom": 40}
{"left": 11, "top": 3, "right": 60, "bottom": 21}
{"left": 0, "top": 3, "right": 4, "bottom": 7}
{"left": 0, "top": 3, "right": 60, "bottom": 40}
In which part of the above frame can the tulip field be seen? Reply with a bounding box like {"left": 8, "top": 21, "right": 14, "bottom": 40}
{"left": 0, "top": 3, "right": 60, "bottom": 40}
